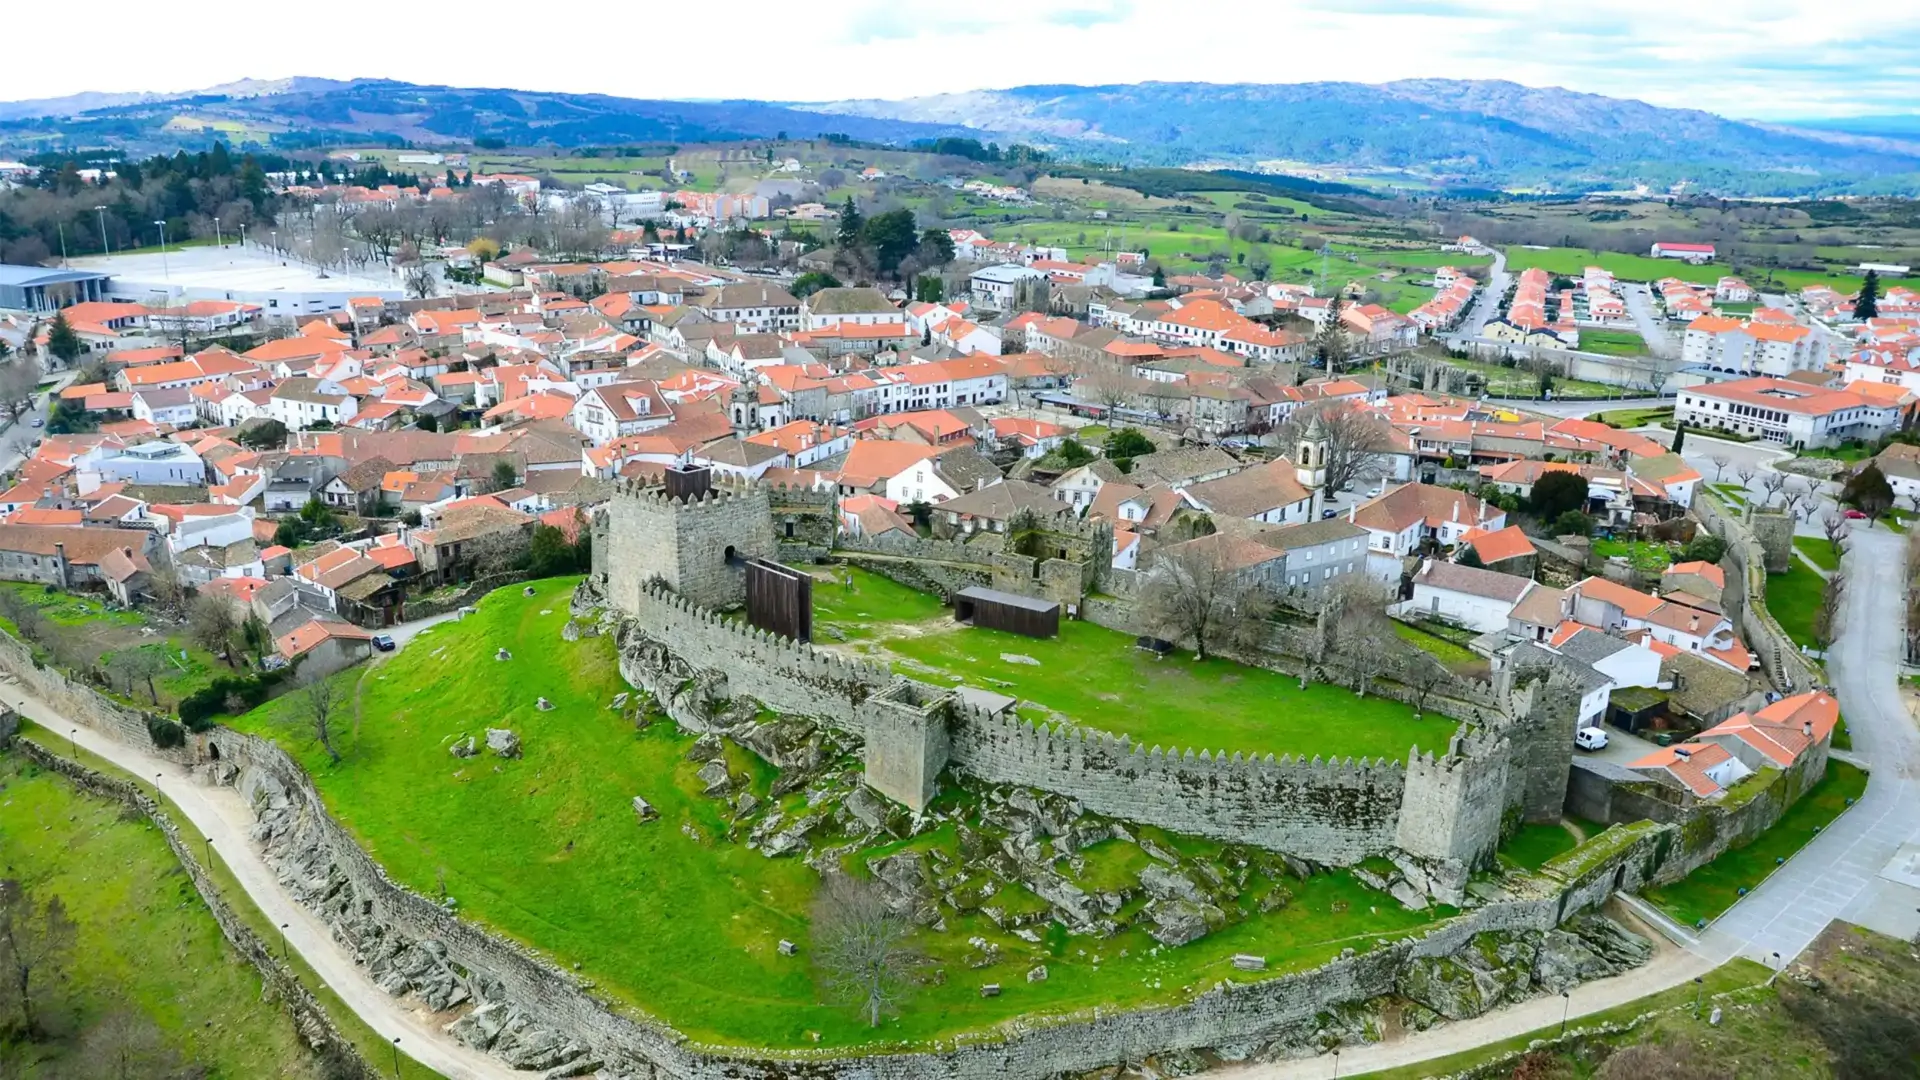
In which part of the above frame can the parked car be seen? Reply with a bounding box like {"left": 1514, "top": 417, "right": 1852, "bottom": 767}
{"left": 1843, "top": 509, "right": 1867, "bottom": 520}
{"left": 1321, "top": 508, "right": 1339, "bottom": 519}
{"left": 372, "top": 634, "right": 396, "bottom": 652}
{"left": 29, "top": 417, "right": 42, "bottom": 428}
{"left": 1574, "top": 727, "right": 1610, "bottom": 751}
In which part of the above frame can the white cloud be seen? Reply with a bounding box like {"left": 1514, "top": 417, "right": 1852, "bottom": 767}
{"left": 0, "top": 0, "right": 1910, "bottom": 120}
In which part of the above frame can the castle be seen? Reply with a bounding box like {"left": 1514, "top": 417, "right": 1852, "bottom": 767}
{"left": 590, "top": 467, "right": 1582, "bottom": 904}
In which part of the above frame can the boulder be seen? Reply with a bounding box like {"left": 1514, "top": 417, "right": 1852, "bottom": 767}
{"left": 485, "top": 728, "right": 521, "bottom": 758}
{"left": 631, "top": 796, "right": 658, "bottom": 823}
{"left": 536, "top": 696, "right": 555, "bottom": 711}
{"left": 1027, "top": 964, "right": 1048, "bottom": 983}
{"left": 1146, "top": 899, "right": 1224, "bottom": 947}
{"left": 444, "top": 1001, "right": 509, "bottom": 1050}
{"left": 496, "top": 1027, "right": 581, "bottom": 1072}
{"left": 695, "top": 758, "right": 733, "bottom": 796}
{"left": 496, "top": 648, "right": 512, "bottom": 661}
{"left": 448, "top": 735, "right": 477, "bottom": 758}
{"left": 1139, "top": 864, "right": 1208, "bottom": 905}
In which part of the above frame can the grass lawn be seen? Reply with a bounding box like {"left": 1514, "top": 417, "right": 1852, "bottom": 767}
{"left": 1765, "top": 560, "right": 1827, "bottom": 651}
{"left": 1591, "top": 538, "right": 1673, "bottom": 572}
{"left": 16, "top": 723, "right": 455, "bottom": 1080}
{"left": 0, "top": 752, "right": 326, "bottom": 1079}
{"left": 1499, "top": 822, "right": 1580, "bottom": 872}
{"left": 1593, "top": 406, "right": 1673, "bottom": 429}
{"left": 1353, "top": 958, "right": 1770, "bottom": 1079}
{"left": 1438, "top": 356, "right": 1623, "bottom": 401}
{"left": 1391, "top": 620, "right": 1480, "bottom": 668}
{"left": 1578, "top": 329, "right": 1651, "bottom": 357}
{"left": 880, "top": 610, "right": 1458, "bottom": 761}
{"left": 223, "top": 577, "right": 1450, "bottom": 1049}
{"left": 1793, "top": 440, "right": 1877, "bottom": 463}
{"left": 1793, "top": 535, "right": 1842, "bottom": 572}
{"left": 811, "top": 568, "right": 948, "bottom": 640}
{"left": 1708, "top": 483, "right": 1750, "bottom": 509}
{"left": 1641, "top": 760, "right": 1869, "bottom": 928}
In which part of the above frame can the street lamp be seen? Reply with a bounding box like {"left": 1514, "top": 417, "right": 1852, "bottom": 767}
{"left": 1558, "top": 990, "right": 1572, "bottom": 1036}
{"left": 279, "top": 922, "right": 290, "bottom": 961}
{"left": 390, "top": 1036, "right": 402, "bottom": 1077}
{"left": 154, "top": 772, "right": 163, "bottom": 802}
{"left": 213, "top": 216, "right": 223, "bottom": 249}
{"left": 239, "top": 222, "right": 248, "bottom": 249}
{"left": 93, "top": 205, "right": 109, "bottom": 256}
{"left": 68, "top": 726, "right": 77, "bottom": 757}
{"left": 203, "top": 835, "right": 213, "bottom": 867}
{"left": 154, "top": 220, "right": 171, "bottom": 280}
{"left": 1330, "top": 1049, "right": 1340, "bottom": 1078}
{"left": 1693, "top": 975, "right": 1704, "bottom": 1017}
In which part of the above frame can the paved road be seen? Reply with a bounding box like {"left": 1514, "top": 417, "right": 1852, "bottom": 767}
{"left": 0, "top": 372, "right": 65, "bottom": 476}
{"left": 0, "top": 662, "right": 525, "bottom": 1080}
{"left": 1704, "top": 526, "right": 1920, "bottom": 959}
{"left": 1620, "top": 283, "right": 1676, "bottom": 359}
{"left": 1445, "top": 248, "right": 1510, "bottom": 348}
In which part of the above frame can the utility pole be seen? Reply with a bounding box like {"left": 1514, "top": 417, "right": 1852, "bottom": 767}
{"left": 155, "top": 221, "right": 171, "bottom": 280}
{"left": 57, "top": 223, "right": 68, "bottom": 266}
{"left": 93, "top": 205, "right": 109, "bottom": 255}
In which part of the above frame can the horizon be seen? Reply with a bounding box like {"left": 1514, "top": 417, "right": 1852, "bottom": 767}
{"left": 3, "top": 1, "right": 1913, "bottom": 121}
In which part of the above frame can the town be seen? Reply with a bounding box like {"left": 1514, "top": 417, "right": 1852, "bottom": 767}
{"left": 0, "top": 52, "right": 1918, "bottom": 1080}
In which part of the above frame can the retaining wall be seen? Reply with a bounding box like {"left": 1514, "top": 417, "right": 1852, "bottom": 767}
{"left": 7, "top": 739, "right": 380, "bottom": 1080}
{"left": 1695, "top": 494, "right": 1820, "bottom": 694}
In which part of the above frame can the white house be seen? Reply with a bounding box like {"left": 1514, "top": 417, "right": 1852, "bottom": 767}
{"left": 92, "top": 441, "right": 206, "bottom": 486}
{"left": 1675, "top": 377, "right": 1898, "bottom": 449}
{"left": 1402, "top": 560, "right": 1538, "bottom": 633}
{"left": 268, "top": 378, "right": 359, "bottom": 432}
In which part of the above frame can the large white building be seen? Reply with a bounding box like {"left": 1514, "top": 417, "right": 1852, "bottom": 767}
{"left": 1680, "top": 316, "right": 1823, "bottom": 377}
{"left": 1675, "top": 377, "right": 1898, "bottom": 448}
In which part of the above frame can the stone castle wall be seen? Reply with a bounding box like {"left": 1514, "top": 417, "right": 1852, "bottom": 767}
{"left": 605, "top": 583, "right": 1476, "bottom": 868}
{"left": 601, "top": 480, "right": 778, "bottom": 612}
{"left": 1696, "top": 493, "right": 1819, "bottom": 694}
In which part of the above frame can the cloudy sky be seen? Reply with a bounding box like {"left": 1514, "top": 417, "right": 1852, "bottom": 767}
{"left": 4, "top": 0, "right": 1914, "bottom": 120}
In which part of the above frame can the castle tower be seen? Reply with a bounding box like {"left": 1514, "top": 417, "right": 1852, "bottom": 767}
{"left": 601, "top": 471, "right": 778, "bottom": 613}
{"left": 860, "top": 681, "right": 954, "bottom": 812}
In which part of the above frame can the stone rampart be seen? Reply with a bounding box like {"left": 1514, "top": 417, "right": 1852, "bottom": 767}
{"left": 1696, "top": 493, "right": 1819, "bottom": 694}
{"left": 952, "top": 710, "right": 1410, "bottom": 862}
{"left": 0, "top": 631, "right": 174, "bottom": 752}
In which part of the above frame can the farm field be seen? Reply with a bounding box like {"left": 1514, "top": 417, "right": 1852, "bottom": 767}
{"left": 1576, "top": 328, "right": 1651, "bottom": 357}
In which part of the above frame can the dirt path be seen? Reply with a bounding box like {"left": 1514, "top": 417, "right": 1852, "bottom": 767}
{"left": 0, "top": 678, "right": 530, "bottom": 1080}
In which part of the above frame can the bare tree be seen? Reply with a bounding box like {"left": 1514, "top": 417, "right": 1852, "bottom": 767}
{"left": 1812, "top": 566, "right": 1847, "bottom": 652}
{"left": 1071, "top": 359, "right": 1141, "bottom": 418}
{"left": 1735, "top": 463, "right": 1757, "bottom": 490}
{"left": 0, "top": 878, "right": 76, "bottom": 1038}
{"left": 1316, "top": 576, "right": 1400, "bottom": 696}
{"left": 145, "top": 567, "right": 188, "bottom": 614}
{"left": 188, "top": 592, "right": 240, "bottom": 668}
{"left": 1821, "top": 509, "right": 1851, "bottom": 552}
{"left": 70, "top": 1007, "right": 183, "bottom": 1080}
{"left": 1138, "top": 536, "right": 1276, "bottom": 661}
{"left": 811, "top": 874, "right": 924, "bottom": 1028}
{"left": 1597, "top": 1037, "right": 1731, "bottom": 1080}
{"left": 1396, "top": 649, "right": 1456, "bottom": 721}
{"left": 1758, "top": 470, "right": 1788, "bottom": 508}
{"left": 1275, "top": 401, "right": 1394, "bottom": 500}
{"left": 105, "top": 648, "right": 166, "bottom": 703}
{"left": 1780, "top": 476, "right": 1810, "bottom": 522}
{"left": 405, "top": 264, "right": 438, "bottom": 300}
{"left": 1705, "top": 453, "right": 1731, "bottom": 483}
{"left": 301, "top": 670, "right": 341, "bottom": 764}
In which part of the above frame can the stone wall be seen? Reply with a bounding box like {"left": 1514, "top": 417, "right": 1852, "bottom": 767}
{"left": 601, "top": 583, "right": 1514, "bottom": 875}
{"left": 7, "top": 739, "right": 380, "bottom": 1080}
{"left": 952, "top": 709, "right": 1411, "bottom": 863}
{"left": 1696, "top": 494, "right": 1820, "bottom": 694}
{"left": 0, "top": 630, "right": 172, "bottom": 751}
{"left": 600, "top": 480, "right": 778, "bottom": 612}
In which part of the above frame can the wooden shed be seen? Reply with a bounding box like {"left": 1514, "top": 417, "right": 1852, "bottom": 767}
{"left": 952, "top": 586, "right": 1060, "bottom": 639}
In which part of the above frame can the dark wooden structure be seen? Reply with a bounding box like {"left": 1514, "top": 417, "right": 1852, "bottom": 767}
{"left": 745, "top": 558, "right": 813, "bottom": 642}
{"left": 953, "top": 586, "right": 1060, "bottom": 639}
{"left": 664, "top": 463, "right": 713, "bottom": 503}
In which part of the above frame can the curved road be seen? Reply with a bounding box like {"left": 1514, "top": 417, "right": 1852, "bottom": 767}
{"left": 0, "top": 674, "right": 526, "bottom": 1079}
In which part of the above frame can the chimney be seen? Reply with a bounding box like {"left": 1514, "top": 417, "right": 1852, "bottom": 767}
{"left": 1803, "top": 721, "right": 1813, "bottom": 739}
{"left": 1674, "top": 746, "right": 1691, "bottom": 760}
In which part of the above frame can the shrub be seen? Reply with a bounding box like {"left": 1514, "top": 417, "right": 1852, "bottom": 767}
{"left": 177, "top": 670, "right": 287, "bottom": 729}
{"left": 1552, "top": 509, "right": 1594, "bottom": 537}
{"left": 1680, "top": 533, "right": 1726, "bottom": 564}
{"left": 145, "top": 714, "right": 187, "bottom": 750}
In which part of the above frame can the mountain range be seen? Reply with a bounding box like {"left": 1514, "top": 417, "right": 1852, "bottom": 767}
{"left": 1, "top": 77, "right": 1915, "bottom": 195}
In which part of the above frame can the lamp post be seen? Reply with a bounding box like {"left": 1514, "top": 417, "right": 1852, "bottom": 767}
{"left": 240, "top": 222, "right": 248, "bottom": 250}
{"left": 279, "top": 922, "right": 290, "bottom": 961}
{"left": 94, "top": 205, "right": 109, "bottom": 255}
{"left": 213, "top": 216, "right": 223, "bottom": 249}
{"left": 154, "top": 221, "right": 170, "bottom": 280}
{"left": 154, "top": 772, "right": 163, "bottom": 802}
{"left": 1694, "top": 975, "right": 1704, "bottom": 1016}
{"left": 1330, "top": 1049, "right": 1339, "bottom": 1078}
{"left": 68, "top": 727, "right": 77, "bottom": 757}
{"left": 203, "top": 835, "right": 213, "bottom": 867}
{"left": 1559, "top": 990, "right": 1572, "bottom": 1036}
{"left": 390, "top": 1036, "right": 402, "bottom": 1077}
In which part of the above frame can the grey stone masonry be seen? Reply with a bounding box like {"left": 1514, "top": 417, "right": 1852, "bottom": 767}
{"left": 600, "top": 478, "right": 777, "bottom": 612}
{"left": 859, "top": 682, "right": 954, "bottom": 812}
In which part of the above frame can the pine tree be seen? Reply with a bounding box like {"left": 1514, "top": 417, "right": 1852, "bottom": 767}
{"left": 44, "top": 311, "right": 82, "bottom": 366}
{"left": 836, "top": 197, "right": 864, "bottom": 250}
{"left": 1855, "top": 269, "right": 1881, "bottom": 321}
{"left": 1670, "top": 422, "right": 1685, "bottom": 454}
